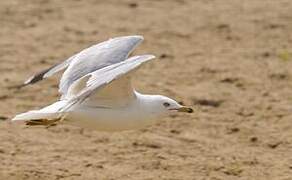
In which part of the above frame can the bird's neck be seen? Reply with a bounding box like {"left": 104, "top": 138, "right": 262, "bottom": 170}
{"left": 134, "top": 91, "right": 163, "bottom": 117}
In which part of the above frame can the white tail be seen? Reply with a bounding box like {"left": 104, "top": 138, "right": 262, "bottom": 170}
{"left": 12, "top": 101, "right": 67, "bottom": 121}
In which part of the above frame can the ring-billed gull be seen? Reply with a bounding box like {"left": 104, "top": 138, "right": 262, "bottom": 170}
{"left": 12, "top": 35, "right": 193, "bottom": 131}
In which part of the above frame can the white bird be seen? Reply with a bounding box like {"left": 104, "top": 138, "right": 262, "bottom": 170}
{"left": 12, "top": 35, "right": 193, "bottom": 131}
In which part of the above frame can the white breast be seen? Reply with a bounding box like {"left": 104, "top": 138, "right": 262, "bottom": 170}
{"left": 65, "top": 106, "right": 157, "bottom": 131}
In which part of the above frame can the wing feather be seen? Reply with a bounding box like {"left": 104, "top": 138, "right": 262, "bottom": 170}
{"left": 21, "top": 35, "right": 144, "bottom": 98}
{"left": 23, "top": 55, "right": 76, "bottom": 86}
{"left": 60, "top": 55, "right": 155, "bottom": 112}
{"left": 59, "top": 35, "right": 144, "bottom": 97}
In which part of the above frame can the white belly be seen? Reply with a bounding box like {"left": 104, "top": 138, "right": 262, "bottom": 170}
{"left": 65, "top": 107, "right": 156, "bottom": 131}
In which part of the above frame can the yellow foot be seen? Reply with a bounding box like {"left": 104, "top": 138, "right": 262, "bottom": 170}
{"left": 26, "top": 118, "right": 62, "bottom": 127}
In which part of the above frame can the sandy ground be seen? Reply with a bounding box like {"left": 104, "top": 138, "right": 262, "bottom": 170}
{"left": 1, "top": 0, "right": 292, "bottom": 179}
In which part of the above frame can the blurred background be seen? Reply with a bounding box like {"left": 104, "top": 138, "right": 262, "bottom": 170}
{"left": 1, "top": 0, "right": 292, "bottom": 179}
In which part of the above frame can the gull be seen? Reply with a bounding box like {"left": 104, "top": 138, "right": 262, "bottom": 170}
{"left": 12, "top": 35, "right": 193, "bottom": 131}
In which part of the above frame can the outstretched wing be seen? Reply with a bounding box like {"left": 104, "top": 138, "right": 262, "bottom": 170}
{"left": 22, "top": 35, "right": 144, "bottom": 98}
{"left": 61, "top": 55, "right": 155, "bottom": 112}
{"left": 23, "top": 54, "right": 76, "bottom": 86}
{"left": 59, "top": 35, "right": 144, "bottom": 97}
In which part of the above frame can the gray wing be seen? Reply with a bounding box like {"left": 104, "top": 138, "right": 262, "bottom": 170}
{"left": 22, "top": 35, "right": 144, "bottom": 97}
{"left": 60, "top": 55, "right": 155, "bottom": 112}
{"left": 23, "top": 54, "right": 76, "bottom": 86}
{"left": 59, "top": 35, "right": 144, "bottom": 97}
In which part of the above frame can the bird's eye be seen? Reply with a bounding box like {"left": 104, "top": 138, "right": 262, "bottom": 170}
{"left": 163, "top": 102, "right": 170, "bottom": 107}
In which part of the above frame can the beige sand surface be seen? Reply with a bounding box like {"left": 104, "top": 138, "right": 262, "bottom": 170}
{"left": 1, "top": 0, "right": 292, "bottom": 179}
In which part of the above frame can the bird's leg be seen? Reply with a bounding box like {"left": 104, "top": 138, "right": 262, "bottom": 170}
{"left": 25, "top": 113, "right": 69, "bottom": 128}
{"left": 26, "top": 118, "right": 60, "bottom": 126}
{"left": 45, "top": 113, "right": 69, "bottom": 128}
{"left": 45, "top": 118, "right": 62, "bottom": 128}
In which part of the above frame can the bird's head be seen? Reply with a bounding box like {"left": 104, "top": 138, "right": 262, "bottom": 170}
{"left": 144, "top": 95, "right": 193, "bottom": 116}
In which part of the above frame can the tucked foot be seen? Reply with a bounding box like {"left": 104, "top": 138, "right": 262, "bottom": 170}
{"left": 25, "top": 118, "right": 62, "bottom": 127}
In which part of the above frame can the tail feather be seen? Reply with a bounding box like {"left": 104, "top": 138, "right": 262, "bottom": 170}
{"left": 12, "top": 101, "right": 68, "bottom": 126}
{"left": 12, "top": 110, "right": 60, "bottom": 121}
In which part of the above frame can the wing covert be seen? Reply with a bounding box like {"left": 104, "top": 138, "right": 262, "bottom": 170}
{"left": 59, "top": 35, "right": 144, "bottom": 97}
{"left": 61, "top": 54, "right": 155, "bottom": 111}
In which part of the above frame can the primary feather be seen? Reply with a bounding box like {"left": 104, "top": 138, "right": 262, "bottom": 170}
{"left": 23, "top": 35, "right": 144, "bottom": 98}
{"left": 59, "top": 35, "right": 144, "bottom": 97}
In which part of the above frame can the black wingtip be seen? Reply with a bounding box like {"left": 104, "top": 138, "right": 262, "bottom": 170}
{"left": 24, "top": 71, "right": 47, "bottom": 86}
{"left": 22, "top": 63, "right": 59, "bottom": 87}
{"left": 7, "top": 80, "right": 35, "bottom": 90}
